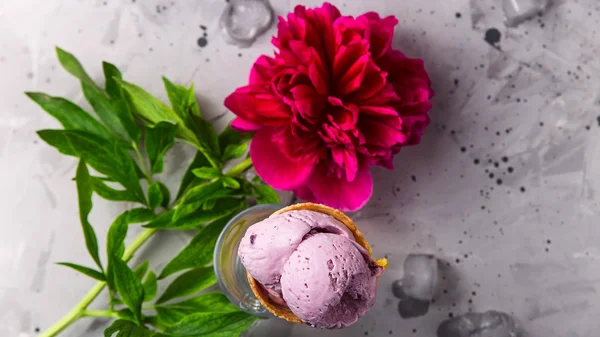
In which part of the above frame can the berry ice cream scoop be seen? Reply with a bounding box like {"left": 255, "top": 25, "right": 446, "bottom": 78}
{"left": 238, "top": 203, "right": 387, "bottom": 329}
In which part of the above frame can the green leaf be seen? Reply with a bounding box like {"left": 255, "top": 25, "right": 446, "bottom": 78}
{"left": 92, "top": 178, "right": 139, "bottom": 203}
{"left": 144, "top": 209, "right": 175, "bottom": 230}
{"left": 202, "top": 198, "right": 217, "bottom": 210}
{"left": 158, "top": 216, "right": 233, "bottom": 279}
{"left": 103, "top": 62, "right": 140, "bottom": 141}
{"left": 118, "top": 79, "right": 185, "bottom": 128}
{"left": 162, "top": 77, "right": 190, "bottom": 119}
{"left": 37, "top": 130, "right": 146, "bottom": 204}
{"left": 112, "top": 256, "right": 144, "bottom": 323}
{"left": 107, "top": 212, "right": 129, "bottom": 260}
{"left": 55, "top": 47, "right": 97, "bottom": 88}
{"left": 253, "top": 184, "right": 280, "bottom": 204}
{"left": 176, "top": 151, "right": 209, "bottom": 200}
{"left": 192, "top": 167, "right": 221, "bottom": 179}
{"left": 160, "top": 78, "right": 221, "bottom": 166}
{"left": 192, "top": 116, "right": 221, "bottom": 162}
{"left": 116, "top": 309, "right": 136, "bottom": 323}
{"left": 144, "top": 316, "right": 168, "bottom": 331}
{"left": 145, "top": 122, "right": 177, "bottom": 174}
{"left": 26, "top": 92, "right": 112, "bottom": 140}
{"left": 157, "top": 182, "right": 171, "bottom": 208}
{"left": 145, "top": 198, "right": 242, "bottom": 231}
{"left": 221, "top": 140, "right": 249, "bottom": 162}
{"left": 165, "top": 312, "right": 256, "bottom": 336}
{"left": 127, "top": 208, "right": 155, "bottom": 224}
{"left": 155, "top": 307, "right": 187, "bottom": 328}
{"left": 218, "top": 125, "right": 249, "bottom": 154}
{"left": 175, "top": 180, "right": 231, "bottom": 219}
{"left": 81, "top": 81, "right": 131, "bottom": 141}
{"left": 143, "top": 271, "right": 158, "bottom": 302}
{"left": 134, "top": 260, "right": 149, "bottom": 280}
{"left": 118, "top": 79, "right": 222, "bottom": 168}
{"left": 106, "top": 212, "right": 129, "bottom": 290}
{"left": 164, "top": 292, "right": 239, "bottom": 313}
{"left": 148, "top": 183, "right": 164, "bottom": 210}
{"left": 221, "top": 177, "right": 240, "bottom": 189}
{"left": 55, "top": 48, "right": 132, "bottom": 141}
{"left": 75, "top": 159, "right": 103, "bottom": 271}
{"left": 156, "top": 267, "right": 216, "bottom": 304}
{"left": 104, "top": 320, "right": 166, "bottom": 337}
{"left": 57, "top": 262, "right": 105, "bottom": 281}
{"left": 155, "top": 293, "right": 239, "bottom": 328}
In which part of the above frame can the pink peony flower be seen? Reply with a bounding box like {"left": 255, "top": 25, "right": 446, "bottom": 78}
{"left": 224, "top": 2, "right": 434, "bottom": 211}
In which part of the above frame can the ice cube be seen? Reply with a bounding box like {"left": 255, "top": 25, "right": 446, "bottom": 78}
{"left": 503, "top": 0, "right": 551, "bottom": 27}
{"left": 402, "top": 254, "right": 438, "bottom": 301}
{"left": 392, "top": 279, "right": 431, "bottom": 318}
{"left": 391, "top": 279, "right": 404, "bottom": 299}
{"left": 220, "top": 0, "right": 274, "bottom": 48}
{"left": 397, "top": 296, "right": 430, "bottom": 319}
{"left": 437, "top": 311, "right": 521, "bottom": 337}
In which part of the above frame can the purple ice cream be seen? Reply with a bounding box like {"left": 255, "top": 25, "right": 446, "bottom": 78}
{"left": 238, "top": 210, "right": 382, "bottom": 329}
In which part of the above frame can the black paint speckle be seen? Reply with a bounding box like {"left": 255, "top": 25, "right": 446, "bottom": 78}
{"left": 496, "top": 179, "right": 503, "bottom": 185}
{"left": 502, "top": 156, "right": 509, "bottom": 162}
{"left": 200, "top": 24, "right": 207, "bottom": 30}
{"left": 597, "top": 116, "right": 600, "bottom": 127}
{"left": 35, "top": 327, "right": 40, "bottom": 333}
{"left": 507, "top": 166, "right": 514, "bottom": 173}
{"left": 411, "top": 175, "right": 417, "bottom": 182}
{"left": 455, "top": 12, "right": 462, "bottom": 18}
{"left": 474, "top": 158, "right": 480, "bottom": 165}
{"left": 197, "top": 37, "right": 208, "bottom": 47}
{"left": 484, "top": 28, "right": 501, "bottom": 46}
{"left": 460, "top": 146, "right": 466, "bottom": 153}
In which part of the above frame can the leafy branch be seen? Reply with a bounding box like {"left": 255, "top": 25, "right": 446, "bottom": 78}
{"left": 28, "top": 47, "right": 278, "bottom": 337}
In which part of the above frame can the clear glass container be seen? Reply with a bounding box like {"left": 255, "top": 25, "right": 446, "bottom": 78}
{"left": 213, "top": 204, "right": 282, "bottom": 316}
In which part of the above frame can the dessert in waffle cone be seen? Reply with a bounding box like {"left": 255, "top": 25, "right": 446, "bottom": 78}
{"left": 247, "top": 202, "right": 388, "bottom": 324}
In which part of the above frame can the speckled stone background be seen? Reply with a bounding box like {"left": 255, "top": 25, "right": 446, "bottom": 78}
{"left": 1, "top": 0, "right": 600, "bottom": 336}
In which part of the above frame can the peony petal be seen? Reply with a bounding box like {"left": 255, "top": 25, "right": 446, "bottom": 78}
{"left": 337, "top": 54, "right": 369, "bottom": 96}
{"left": 250, "top": 127, "right": 316, "bottom": 190}
{"left": 360, "top": 13, "right": 398, "bottom": 60}
{"left": 360, "top": 116, "right": 407, "bottom": 148}
{"left": 224, "top": 85, "right": 292, "bottom": 127}
{"left": 333, "top": 41, "right": 369, "bottom": 83}
{"left": 291, "top": 84, "right": 326, "bottom": 123}
{"left": 231, "top": 117, "right": 261, "bottom": 132}
{"left": 308, "top": 162, "right": 373, "bottom": 211}
{"left": 294, "top": 185, "right": 317, "bottom": 203}
{"left": 249, "top": 55, "right": 276, "bottom": 85}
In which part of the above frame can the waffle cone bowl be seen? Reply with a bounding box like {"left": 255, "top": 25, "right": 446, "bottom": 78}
{"left": 246, "top": 202, "right": 388, "bottom": 324}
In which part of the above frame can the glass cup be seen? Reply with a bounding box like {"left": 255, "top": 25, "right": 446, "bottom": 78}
{"left": 213, "top": 204, "right": 282, "bottom": 316}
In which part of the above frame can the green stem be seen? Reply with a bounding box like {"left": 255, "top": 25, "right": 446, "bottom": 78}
{"left": 38, "top": 282, "right": 105, "bottom": 337}
{"left": 38, "top": 228, "right": 158, "bottom": 337}
{"left": 81, "top": 310, "right": 120, "bottom": 319}
{"left": 124, "top": 228, "right": 157, "bottom": 262}
{"left": 225, "top": 157, "right": 253, "bottom": 176}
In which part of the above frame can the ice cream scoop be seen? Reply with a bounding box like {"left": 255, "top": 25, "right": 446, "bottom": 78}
{"left": 238, "top": 203, "right": 387, "bottom": 328}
